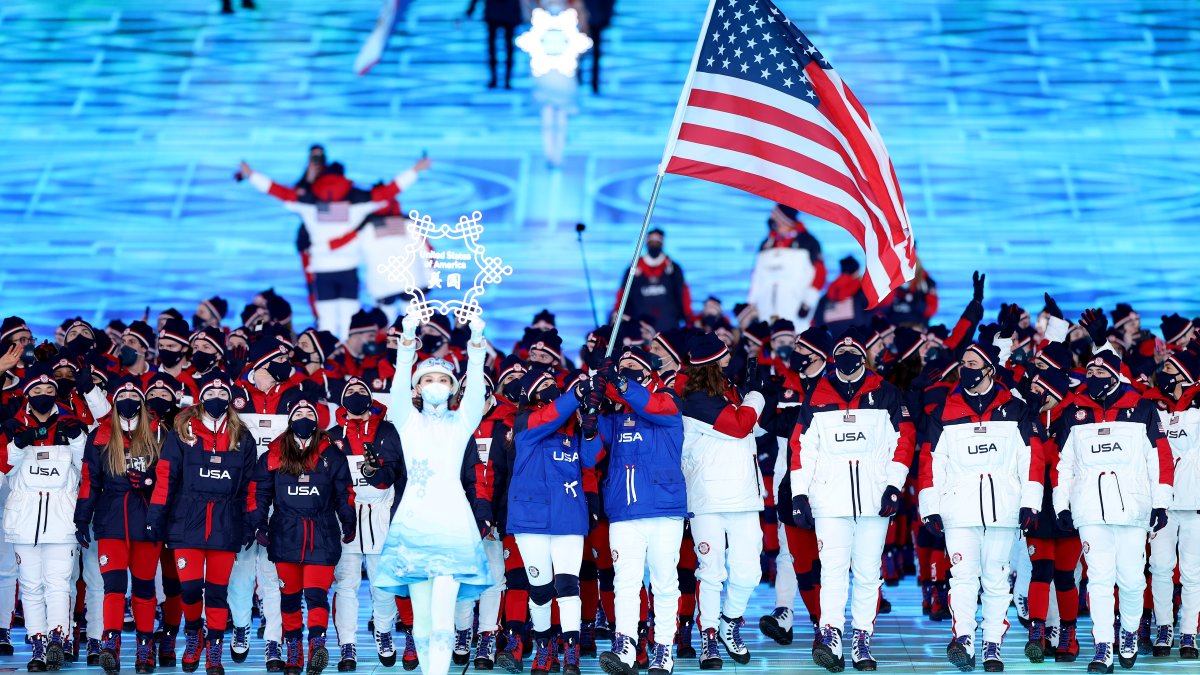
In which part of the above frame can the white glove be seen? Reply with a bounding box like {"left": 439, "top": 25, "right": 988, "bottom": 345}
{"left": 469, "top": 316, "right": 486, "bottom": 343}
{"left": 401, "top": 312, "right": 421, "bottom": 339}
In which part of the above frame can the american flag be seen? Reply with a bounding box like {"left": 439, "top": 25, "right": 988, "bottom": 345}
{"left": 662, "top": 0, "right": 916, "bottom": 306}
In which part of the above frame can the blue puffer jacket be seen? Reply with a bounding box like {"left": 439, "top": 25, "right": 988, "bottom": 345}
{"left": 507, "top": 396, "right": 599, "bottom": 536}
{"left": 595, "top": 381, "right": 688, "bottom": 523}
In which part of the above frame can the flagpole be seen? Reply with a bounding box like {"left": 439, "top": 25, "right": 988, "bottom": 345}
{"left": 604, "top": 0, "right": 719, "bottom": 359}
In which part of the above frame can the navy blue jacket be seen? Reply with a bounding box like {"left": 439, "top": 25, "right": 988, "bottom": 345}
{"left": 594, "top": 381, "right": 687, "bottom": 523}
{"left": 75, "top": 420, "right": 165, "bottom": 542}
{"left": 507, "top": 396, "right": 599, "bottom": 536}
{"left": 147, "top": 412, "right": 258, "bottom": 552}
{"left": 248, "top": 436, "right": 356, "bottom": 566}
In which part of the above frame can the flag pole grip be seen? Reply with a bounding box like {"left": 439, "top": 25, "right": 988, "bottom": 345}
{"left": 605, "top": 173, "right": 665, "bottom": 359}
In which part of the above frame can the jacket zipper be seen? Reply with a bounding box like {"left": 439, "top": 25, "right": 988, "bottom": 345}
{"left": 854, "top": 461, "right": 864, "bottom": 517}
{"left": 1097, "top": 472, "right": 1107, "bottom": 522}
{"left": 987, "top": 474, "right": 997, "bottom": 523}
{"left": 848, "top": 462, "right": 858, "bottom": 519}
{"left": 978, "top": 475, "right": 987, "bottom": 531}
{"left": 34, "top": 492, "right": 43, "bottom": 546}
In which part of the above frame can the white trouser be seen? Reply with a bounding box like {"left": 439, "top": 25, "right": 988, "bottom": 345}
{"left": 68, "top": 539, "right": 103, "bottom": 640}
{"left": 514, "top": 533, "right": 584, "bottom": 633}
{"left": 1079, "top": 525, "right": 1147, "bottom": 644}
{"left": 814, "top": 515, "right": 889, "bottom": 634}
{"left": 334, "top": 550, "right": 398, "bottom": 644}
{"left": 774, "top": 522, "right": 797, "bottom": 618}
{"left": 410, "top": 577, "right": 460, "bottom": 675}
{"left": 257, "top": 546, "right": 283, "bottom": 642}
{"left": 16, "top": 543, "right": 77, "bottom": 636}
{"left": 610, "top": 517, "right": 683, "bottom": 646}
{"left": 1013, "top": 532, "right": 1031, "bottom": 605}
{"left": 0, "top": 533, "right": 15, "bottom": 630}
{"left": 690, "top": 511, "right": 763, "bottom": 630}
{"left": 1175, "top": 511, "right": 1200, "bottom": 635}
{"left": 229, "top": 543, "right": 258, "bottom": 630}
{"left": 1149, "top": 514, "right": 1181, "bottom": 628}
{"left": 945, "top": 526, "right": 1017, "bottom": 644}
{"left": 453, "top": 539, "right": 505, "bottom": 634}
{"left": 316, "top": 299, "right": 360, "bottom": 340}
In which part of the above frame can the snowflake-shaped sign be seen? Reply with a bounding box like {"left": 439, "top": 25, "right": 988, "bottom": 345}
{"left": 376, "top": 210, "right": 512, "bottom": 324}
{"left": 516, "top": 7, "right": 593, "bottom": 77}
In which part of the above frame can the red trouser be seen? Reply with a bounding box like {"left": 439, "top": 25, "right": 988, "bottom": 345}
{"left": 160, "top": 546, "right": 183, "bottom": 627}
{"left": 502, "top": 535, "right": 529, "bottom": 630}
{"left": 276, "top": 563, "right": 335, "bottom": 640}
{"left": 784, "top": 524, "right": 822, "bottom": 623}
{"left": 174, "top": 548, "right": 237, "bottom": 640}
{"left": 677, "top": 526, "right": 697, "bottom": 619}
{"left": 1028, "top": 536, "right": 1083, "bottom": 623}
{"left": 98, "top": 539, "right": 161, "bottom": 634}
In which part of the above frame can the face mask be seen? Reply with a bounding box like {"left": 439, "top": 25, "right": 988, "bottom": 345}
{"left": 385, "top": 347, "right": 398, "bottom": 364}
{"left": 421, "top": 382, "right": 452, "bottom": 407}
{"left": 146, "top": 397, "right": 174, "bottom": 418}
{"left": 159, "top": 350, "right": 184, "bottom": 369}
{"left": 191, "top": 314, "right": 206, "bottom": 331}
{"left": 420, "top": 334, "right": 446, "bottom": 354}
{"left": 291, "top": 417, "right": 317, "bottom": 440}
{"left": 1157, "top": 371, "right": 1178, "bottom": 397}
{"left": 923, "top": 347, "right": 943, "bottom": 364}
{"left": 701, "top": 315, "right": 722, "bottom": 330}
{"left": 28, "top": 393, "right": 57, "bottom": 415}
{"left": 265, "top": 360, "right": 292, "bottom": 383}
{"left": 774, "top": 345, "right": 795, "bottom": 362}
{"left": 202, "top": 397, "right": 229, "bottom": 419}
{"left": 296, "top": 347, "right": 316, "bottom": 364}
{"left": 536, "top": 384, "right": 561, "bottom": 404}
{"left": 960, "top": 365, "right": 988, "bottom": 391}
{"left": 834, "top": 352, "right": 864, "bottom": 377}
{"left": 191, "top": 351, "right": 217, "bottom": 373}
{"left": 119, "top": 345, "right": 140, "bottom": 367}
{"left": 620, "top": 368, "right": 644, "bottom": 384}
{"left": 66, "top": 335, "right": 94, "bottom": 355}
{"left": 116, "top": 399, "right": 142, "bottom": 419}
{"left": 1070, "top": 337, "right": 1092, "bottom": 357}
{"left": 645, "top": 244, "right": 663, "bottom": 258}
{"left": 789, "top": 351, "right": 813, "bottom": 374}
{"left": 1086, "top": 374, "right": 1115, "bottom": 401}
{"left": 21, "top": 345, "right": 36, "bottom": 366}
{"left": 55, "top": 378, "right": 75, "bottom": 399}
{"left": 362, "top": 341, "right": 383, "bottom": 357}
{"left": 343, "top": 392, "right": 371, "bottom": 416}
{"left": 1011, "top": 348, "right": 1030, "bottom": 365}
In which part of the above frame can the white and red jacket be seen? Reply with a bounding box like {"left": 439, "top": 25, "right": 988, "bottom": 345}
{"left": 788, "top": 373, "right": 914, "bottom": 519}
{"left": 1053, "top": 386, "right": 1173, "bottom": 529}
{"left": 919, "top": 385, "right": 1043, "bottom": 529}
{"left": 249, "top": 170, "right": 417, "bottom": 273}
{"left": 680, "top": 388, "right": 766, "bottom": 516}
{"left": 1147, "top": 386, "right": 1200, "bottom": 510}
{"left": 2, "top": 408, "right": 87, "bottom": 546}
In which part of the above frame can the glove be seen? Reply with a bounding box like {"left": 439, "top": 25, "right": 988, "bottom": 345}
{"left": 573, "top": 376, "right": 595, "bottom": 403}
{"left": 242, "top": 531, "right": 257, "bottom": 550}
{"left": 1079, "top": 308, "right": 1108, "bottom": 346}
{"left": 586, "top": 491, "right": 602, "bottom": 533}
{"left": 75, "top": 365, "right": 95, "bottom": 395}
{"left": 144, "top": 521, "right": 161, "bottom": 543}
{"left": 361, "top": 444, "right": 383, "bottom": 471}
{"left": 585, "top": 379, "right": 606, "bottom": 410}
{"left": 596, "top": 360, "right": 620, "bottom": 388}
{"left": 13, "top": 425, "right": 49, "bottom": 449}
{"left": 256, "top": 529, "right": 270, "bottom": 548}
{"left": 1019, "top": 507, "right": 1039, "bottom": 533}
{"left": 972, "top": 271, "right": 985, "bottom": 303}
{"left": 468, "top": 316, "right": 486, "bottom": 343}
{"left": 401, "top": 312, "right": 421, "bottom": 339}
{"left": 227, "top": 344, "right": 249, "bottom": 376}
{"left": 580, "top": 412, "right": 599, "bottom": 441}
{"left": 798, "top": 303, "right": 811, "bottom": 319}
{"left": 1150, "top": 508, "right": 1169, "bottom": 533}
{"left": 923, "top": 514, "right": 945, "bottom": 536}
{"left": 342, "top": 528, "right": 356, "bottom": 545}
{"left": 75, "top": 525, "right": 91, "bottom": 549}
{"left": 998, "top": 303, "right": 1021, "bottom": 338}
{"left": 1055, "top": 509, "right": 1074, "bottom": 532}
{"left": 878, "top": 485, "right": 902, "bottom": 518}
{"left": 790, "top": 494, "right": 814, "bottom": 530}
{"left": 1043, "top": 293, "right": 1063, "bottom": 320}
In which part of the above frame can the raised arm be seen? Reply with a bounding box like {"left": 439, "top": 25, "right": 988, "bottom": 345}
{"left": 457, "top": 317, "right": 489, "bottom": 430}
{"left": 387, "top": 312, "right": 421, "bottom": 430}
{"left": 243, "top": 162, "right": 301, "bottom": 202}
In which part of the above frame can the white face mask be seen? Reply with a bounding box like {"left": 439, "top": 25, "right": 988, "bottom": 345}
{"left": 421, "top": 382, "right": 452, "bottom": 407}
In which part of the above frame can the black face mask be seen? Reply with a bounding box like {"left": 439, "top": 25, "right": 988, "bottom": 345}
{"left": 291, "top": 417, "right": 317, "bottom": 440}
{"left": 1157, "top": 372, "right": 1180, "bottom": 397}
{"left": 191, "top": 351, "right": 218, "bottom": 374}
{"left": 191, "top": 314, "right": 206, "bottom": 331}
{"left": 343, "top": 392, "right": 372, "bottom": 416}
{"left": 28, "top": 393, "right": 57, "bottom": 415}
{"left": 66, "top": 335, "right": 94, "bottom": 355}
{"left": 789, "top": 351, "right": 814, "bottom": 374}
{"left": 265, "top": 360, "right": 292, "bottom": 383}
{"left": 834, "top": 352, "right": 864, "bottom": 377}
{"left": 1011, "top": 348, "right": 1031, "bottom": 365}
{"left": 701, "top": 315, "right": 722, "bottom": 330}
{"left": 536, "top": 384, "right": 561, "bottom": 404}
{"left": 159, "top": 349, "right": 184, "bottom": 369}
{"left": 420, "top": 334, "right": 446, "bottom": 354}
{"left": 619, "top": 368, "right": 645, "bottom": 385}
{"left": 923, "top": 347, "right": 943, "bottom": 364}
{"left": 146, "top": 397, "right": 175, "bottom": 418}
{"left": 202, "top": 397, "right": 229, "bottom": 419}
{"left": 116, "top": 399, "right": 142, "bottom": 420}
{"left": 119, "top": 345, "right": 140, "bottom": 367}
{"left": 774, "top": 345, "right": 795, "bottom": 362}
{"left": 296, "top": 347, "right": 316, "bottom": 364}
{"left": 1069, "top": 337, "right": 1092, "bottom": 357}
{"left": 20, "top": 345, "right": 36, "bottom": 366}
{"left": 1086, "top": 374, "right": 1115, "bottom": 401}
{"left": 959, "top": 365, "right": 989, "bottom": 391}
{"left": 55, "top": 378, "right": 75, "bottom": 400}
{"left": 362, "top": 341, "right": 384, "bottom": 357}
{"left": 645, "top": 244, "right": 663, "bottom": 258}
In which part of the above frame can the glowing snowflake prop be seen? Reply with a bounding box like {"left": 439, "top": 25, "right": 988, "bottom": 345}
{"left": 376, "top": 210, "right": 512, "bottom": 324}
{"left": 516, "top": 7, "right": 593, "bottom": 77}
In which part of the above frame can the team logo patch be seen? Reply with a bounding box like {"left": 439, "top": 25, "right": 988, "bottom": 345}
{"left": 816, "top": 539, "right": 823, "bottom": 553}
{"left": 611, "top": 549, "right": 619, "bottom": 563}
{"left": 951, "top": 552, "right": 963, "bottom": 565}
{"left": 1075, "top": 410, "right": 1087, "bottom": 421}
{"left": 527, "top": 566, "right": 540, "bottom": 579}
{"left": 1027, "top": 544, "right": 1036, "bottom": 557}
{"left": 177, "top": 557, "right": 188, "bottom": 570}
{"left": 14, "top": 553, "right": 19, "bottom": 565}
{"left": 280, "top": 578, "right": 287, "bottom": 589}
{"left": 99, "top": 555, "right": 109, "bottom": 566}
{"left": 234, "top": 397, "right": 247, "bottom": 409}
{"left": 503, "top": 549, "right": 510, "bottom": 560}
{"left": 373, "top": 379, "right": 384, "bottom": 390}
{"left": 697, "top": 542, "right": 710, "bottom": 555}
{"left": 1082, "top": 542, "right": 1090, "bottom": 555}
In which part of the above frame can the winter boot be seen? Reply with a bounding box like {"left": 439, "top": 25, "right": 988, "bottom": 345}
{"left": 136, "top": 632, "right": 157, "bottom": 674}
{"left": 931, "top": 583, "right": 952, "bottom": 621}
{"left": 946, "top": 635, "right": 976, "bottom": 672}
{"left": 205, "top": 637, "right": 224, "bottom": 675}
{"left": 598, "top": 632, "right": 636, "bottom": 675}
{"left": 1152, "top": 625, "right": 1173, "bottom": 657}
{"left": 454, "top": 629, "right": 473, "bottom": 666}
{"left": 850, "top": 629, "right": 875, "bottom": 672}
{"left": 560, "top": 635, "right": 580, "bottom": 675}
{"left": 647, "top": 642, "right": 674, "bottom": 675}
{"left": 265, "top": 641, "right": 285, "bottom": 673}
{"left": 530, "top": 636, "right": 553, "bottom": 675}
{"left": 401, "top": 630, "right": 418, "bottom": 671}
{"left": 812, "top": 625, "right": 844, "bottom": 673}
{"left": 921, "top": 582, "right": 933, "bottom": 617}
{"left": 982, "top": 641, "right": 1003, "bottom": 672}
{"left": 1118, "top": 628, "right": 1138, "bottom": 669}
{"left": 337, "top": 644, "right": 356, "bottom": 672}
{"left": 99, "top": 631, "right": 121, "bottom": 675}
{"left": 698, "top": 628, "right": 722, "bottom": 670}
{"left": 47, "top": 628, "right": 67, "bottom": 671}
{"left": 29, "top": 634, "right": 49, "bottom": 673}
{"left": 716, "top": 615, "right": 749, "bottom": 664}
{"left": 1179, "top": 634, "right": 1197, "bottom": 659}
{"left": 0, "top": 628, "right": 13, "bottom": 656}
{"left": 759, "top": 607, "right": 794, "bottom": 646}
{"left": 307, "top": 636, "right": 329, "bottom": 675}
{"left": 580, "top": 621, "right": 596, "bottom": 657}
{"left": 495, "top": 629, "right": 524, "bottom": 673}
{"left": 284, "top": 637, "right": 303, "bottom": 675}
{"left": 1087, "top": 643, "right": 1113, "bottom": 674}
{"left": 475, "top": 631, "right": 497, "bottom": 670}
{"left": 230, "top": 626, "right": 250, "bottom": 663}
{"left": 1055, "top": 623, "right": 1079, "bottom": 662}
{"left": 675, "top": 617, "right": 695, "bottom": 659}
{"left": 373, "top": 631, "right": 396, "bottom": 667}
{"left": 182, "top": 628, "right": 204, "bottom": 673}
{"left": 1024, "top": 619, "right": 1046, "bottom": 663}
{"left": 157, "top": 626, "right": 178, "bottom": 668}
{"left": 87, "top": 637, "right": 103, "bottom": 666}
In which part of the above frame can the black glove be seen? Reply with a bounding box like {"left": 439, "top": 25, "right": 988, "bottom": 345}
{"left": 1043, "top": 293, "right": 1063, "bottom": 320}
{"left": 922, "top": 514, "right": 945, "bottom": 536}
{"left": 342, "top": 528, "right": 356, "bottom": 544}
{"left": 361, "top": 443, "right": 383, "bottom": 471}
{"left": 878, "top": 485, "right": 902, "bottom": 518}
{"left": 790, "top": 494, "right": 814, "bottom": 530}
{"left": 998, "top": 303, "right": 1021, "bottom": 338}
{"left": 227, "top": 344, "right": 249, "bottom": 377}
{"left": 580, "top": 412, "right": 599, "bottom": 441}
{"left": 1055, "top": 509, "right": 1074, "bottom": 532}
{"left": 972, "top": 271, "right": 985, "bottom": 303}
{"left": 1079, "top": 308, "right": 1108, "bottom": 346}
{"left": 256, "top": 529, "right": 270, "bottom": 548}
{"left": 586, "top": 491, "right": 602, "bottom": 533}
{"left": 597, "top": 360, "right": 622, "bottom": 391}
{"left": 1019, "top": 507, "right": 1038, "bottom": 533}
{"left": 1150, "top": 508, "right": 1168, "bottom": 533}
{"left": 573, "top": 376, "right": 595, "bottom": 403}
{"left": 75, "top": 525, "right": 91, "bottom": 549}
{"left": 75, "top": 365, "right": 95, "bottom": 395}
{"left": 242, "top": 531, "right": 257, "bottom": 550}
{"left": 144, "top": 521, "right": 162, "bottom": 543}
{"left": 13, "top": 425, "right": 49, "bottom": 449}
